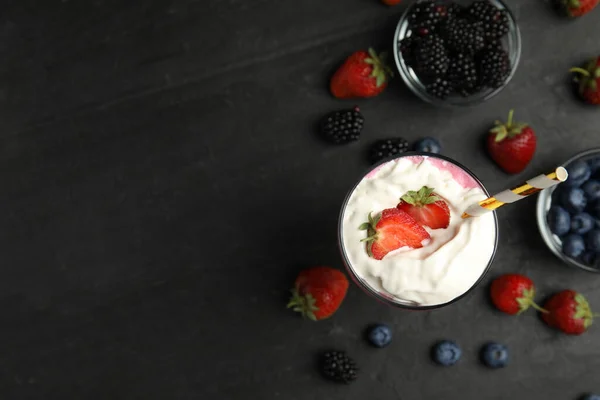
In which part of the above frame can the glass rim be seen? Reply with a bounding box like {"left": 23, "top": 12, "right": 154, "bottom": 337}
{"left": 392, "top": 0, "right": 522, "bottom": 108}
{"left": 337, "top": 152, "right": 499, "bottom": 310}
{"left": 536, "top": 148, "right": 600, "bottom": 273}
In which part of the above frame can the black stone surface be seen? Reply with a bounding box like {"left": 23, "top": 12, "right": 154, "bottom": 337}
{"left": 0, "top": 0, "right": 598, "bottom": 399}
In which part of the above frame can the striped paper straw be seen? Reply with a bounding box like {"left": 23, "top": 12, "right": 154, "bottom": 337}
{"left": 462, "top": 167, "right": 569, "bottom": 219}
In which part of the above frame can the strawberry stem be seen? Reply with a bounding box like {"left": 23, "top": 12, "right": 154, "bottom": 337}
{"left": 529, "top": 301, "right": 549, "bottom": 314}
{"left": 570, "top": 67, "right": 591, "bottom": 77}
{"left": 507, "top": 109, "right": 514, "bottom": 128}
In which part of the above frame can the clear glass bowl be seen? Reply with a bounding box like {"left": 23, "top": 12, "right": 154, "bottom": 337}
{"left": 393, "top": 0, "right": 522, "bottom": 107}
{"left": 536, "top": 149, "right": 600, "bottom": 273}
{"left": 337, "top": 152, "right": 499, "bottom": 310}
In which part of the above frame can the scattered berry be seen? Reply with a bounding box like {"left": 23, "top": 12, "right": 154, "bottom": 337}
{"left": 441, "top": 18, "right": 485, "bottom": 54}
{"left": 288, "top": 267, "right": 349, "bottom": 321}
{"left": 490, "top": 274, "right": 545, "bottom": 315}
{"left": 408, "top": 0, "right": 449, "bottom": 35}
{"left": 360, "top": 208, "right": 431, "bottom": 260}
{"left": 582, "top": 180, "right": 600, "bottom": 202}
{"left": 479, "top": 48, "right": 510, "bottom": 88}
{"left": 330, "top": 48, "right": 393, "bottom": 99}
{"left": 448, "top": 53, "right": 478, "bottom": 94}
{"left": 367, "top": 324, "right": 393, "bottom": 348}
{"left": 570, "top": 56, "right": 600, "bottom": 105}
{"left": 559, "top": 0, "right": 599, "bottom": 17}
{"left": 467, "top": 0, "right": 509, "bottom": 40}
{"left": 369, "top": 138, "right": 410, "bottom": 164}
{"left": 563, "top": 234, "right": 586, "bottom": 259}
{"left": 571, "top": 213, "right": 595, "bottom": 235}
{"left": 413, "top": 35, "right": 449, "bottom": 77}
{"left": 486, "top": 110, "right": 536, "bottom": 174}
{"left": 432, "top": 340, "right": 461, "bottom": 366}
{"left": 560, "top": 187, "right": 587, "bottom": 213}
{"left": 542, "top": 290, "right": 596, "bottom": 335}
{"left": 425, "top": 77, "right": 452, "bottom": 99}
{"left": 319, "top": 107, "right": 364, "bottom": 145}
{"left": 397, "top": 186, "right": 451, "bottom": 229}
{"left": 585, "top": 229, "right": 600, "bottom": 252}
{"left": 413, "top": 137, "right": 442, "bottom": 153}
{"left": 547, "top": 206, "right": 571, "bottom": 237}
{"left": 321, "top": 351, "right": 358, "bottom": 384}
{"left": 565, "top": 159, "right": 592, "bottom": 187}
{"left": 481, "top": 342, "right": 509, "bottom": 368}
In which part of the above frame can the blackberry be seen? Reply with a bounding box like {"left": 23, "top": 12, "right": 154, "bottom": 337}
{"left": 413, "top": 34, "right": 449, "bottom": 77}
{"left": 319, "top": 107, "right": 364, "bottom": 144}
{"left": 399, "top": 36, "right": 419, "bottom": 66}
{"left": 426, "top": 77, "right": 451, "bottom": 99}
{"left": 484, "top": 40, "right": 504, "bottom": 52}
{"left": 321, "top": 351, "right": 358, "bottom": 384}
{"left": 369, "top": 138, "right": 410, "bottom": 164}
{"left": 447, "top": 53, "right": 478, "bottom": 94}
{"left": 479, "top": 48, "right": 509, "bottom": 88}
{"left": 467, "top": 0, "right": 509, "bottom": 40}
{"left": 447, "top": 3, "right": 465, "bottom": 19}
{"left": 408, "top": 0, "right": 448, "bottom": 36}
{"left": 441, "top": 18, "right": 485, "bottom": 54}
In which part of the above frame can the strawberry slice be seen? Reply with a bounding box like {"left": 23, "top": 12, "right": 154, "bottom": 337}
{"left": 397, "top": 186, "right": 450, "bottom": 229}
{"left": 359, "top": 208, "right": 430, "bottom": 260}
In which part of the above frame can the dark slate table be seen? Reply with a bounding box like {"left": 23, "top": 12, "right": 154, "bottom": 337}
{"left": 0, "top": 0, "right": 598, "bottom": 399}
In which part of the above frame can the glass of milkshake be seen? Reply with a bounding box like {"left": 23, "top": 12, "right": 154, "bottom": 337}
{"left": 338, "top": 153, "right": 498, "bottom": 310}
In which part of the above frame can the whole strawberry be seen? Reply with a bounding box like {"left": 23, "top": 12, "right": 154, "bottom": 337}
{"left": 330, "top": 48, "right": 394, "bottom": 99}
{"left": 490, "top": 274, "right": 547, "bottom": 315}
{"left": 570, "top": 57, "right": 600, "bottom": 105}
{"left": 287, "top": 266, "right": 349, "bottom": 321}
{"left": 542, "top": 290, "right": 598, "bottom": 335}
{"left": 487, "top": 109, "right": 537, "bottom": 174}
{"left": 558, "top": 0, "right": 598, "bottom": 17}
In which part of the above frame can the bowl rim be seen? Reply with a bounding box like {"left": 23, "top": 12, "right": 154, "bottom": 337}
{"left": 392, "top": 0, "right": 522, "bottom": 107}
{"left": 536, "top": 148, "right": 600, "bottom": 273}
{"left": 337, "top": 152, "right": 499, "bottom": 310}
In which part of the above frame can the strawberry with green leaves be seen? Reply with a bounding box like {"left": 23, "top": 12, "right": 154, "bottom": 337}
{"left": 570, "top": 56, "right": 600, "bottom": 105}
{"left": 542, "top": 290, "right": 599, "bottom": 335}
{"left": 288, "top": 266, "right": 349, "bottom": 321}
{"left": 330, "top": 48, "right": 394, "bottom": 99}
{"left": 486, "top": 109, "right": 537, "bottom": 174}
{"left": 559, "top": 0, "right": 598, "bottom": 17}
{"left": 360, "top": 208, "right": 430, "bottom": 260}
{"left": 397, "top": 186, "right": 451, "bottom": 229}
{"left": 490, "top": 274, "right": 547, "bottom": 315}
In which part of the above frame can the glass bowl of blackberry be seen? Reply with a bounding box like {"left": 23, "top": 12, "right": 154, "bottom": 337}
{"left": 537, "top": 149, "right": 600, "bottom": 273}
{"left": 393, "top": 0, "right": 521, "bottom": 107}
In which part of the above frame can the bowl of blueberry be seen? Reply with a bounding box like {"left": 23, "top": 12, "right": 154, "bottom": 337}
{"left": 538, "top": 149, "right": 600, "bottom": 272}
{"left": 393, "top": 0, "right": 521, "bottom": 106}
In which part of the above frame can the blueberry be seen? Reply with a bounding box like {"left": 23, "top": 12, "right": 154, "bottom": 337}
{"left": 585, "top": 229, "right": 600, "bottom": 253}
{"left": 560, "top": 187, "right": 587, "bottom": 213}
{"left": 432, "top": 340, "right": 461, "bottom": 366}
{"left": 562, "top": 234, "right": 586, "bottom": 258}
{"left": 581, "top": 394, "right": 600, "bottom": 400}
{"left": 481, "top": 342, "right": 508, "bottom": 369}
{"left": 367, "top": 324, "right": 392, "bottom": 348}
{"left": 581, "top": 251, "right": 599, "bottom": 267}
{"left": 589, "top": 201, "right": 600, "bottom": 219}
{"left": 588, "top": 156, "right": 600, "bottom": 174}
{"left": 546, "top": 206, "right": 571, "bottom": 236}
{"left": 570, "top": 213, "right": 595, "bottom": 235}
{"left": 413, "top": 137, "right": 441, "bottom": 154}
{"left": 565, "top": 159, "right": 591, "bottom": 187}
{"left": 582, "top": 180, "right": 600, "bottom": 202}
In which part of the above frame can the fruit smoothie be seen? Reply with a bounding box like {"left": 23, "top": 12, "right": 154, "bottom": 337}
{"left": 340, "top": 154, "right": 497, "bottom": 307}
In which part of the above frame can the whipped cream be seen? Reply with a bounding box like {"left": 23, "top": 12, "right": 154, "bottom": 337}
{"left": 341, "top": 156, "right": 497, "bottom": 306}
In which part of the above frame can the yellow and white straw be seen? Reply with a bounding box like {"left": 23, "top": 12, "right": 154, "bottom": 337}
{"left": 462, "top": 167, "right": 569, "bottom": 219}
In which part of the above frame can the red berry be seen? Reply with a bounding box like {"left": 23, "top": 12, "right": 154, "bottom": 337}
{"left": 490, "top": 274, "right": 545, "bottom": 315}
{"left": 288, "top": 267, "right": 349, "bottom": 321}
{"left": 360, "top": 208, "right": 430, "bottom": 260}
{"left": 486, "top": 109, "right": 536, "bottom": 174}
{"left": 570, "top": 57, "right": 600, "bottom": 105}
{"left": 542, "top": 290, "right": 596, "bottom": 335}
{"left": 396, "top": 186, "right": 450, "bottom": 229}
{"left": 330, "top": 48, "right": 393, "bottom": 99}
